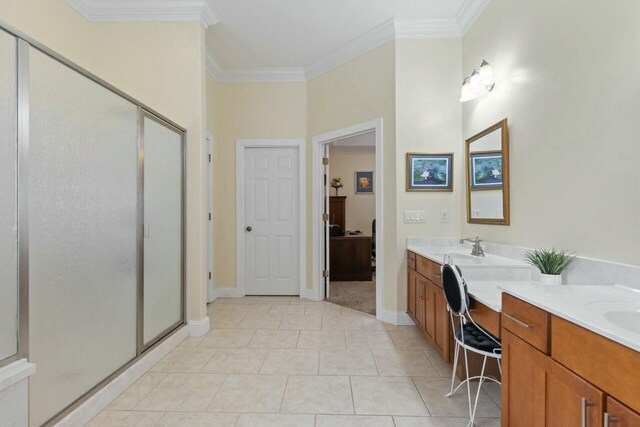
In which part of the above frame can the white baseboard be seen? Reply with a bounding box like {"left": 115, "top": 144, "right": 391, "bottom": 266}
{"left": 56, "top": 326, "right": 188, "bottom": 427}
{"left": 382, "top": 309, "right": 416, "bottom": 326}
{"left": 300, "top": 288, "right": 321, "bottom": 301}
{"left": 188, "top": 316, "right": 210, "bottom": 337}
{"left": 212, "top": 287, "right": 244, "bottom": 298}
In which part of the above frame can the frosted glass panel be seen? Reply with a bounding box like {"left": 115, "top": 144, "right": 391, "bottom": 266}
{"left": 0, "top": 30, "right": 17, "bottom": 362}
{"left": 29, "top": 48, "right": 138, "bottom": 426}
{"left": 143, "top": 117, "right": 183, "bottom": 344}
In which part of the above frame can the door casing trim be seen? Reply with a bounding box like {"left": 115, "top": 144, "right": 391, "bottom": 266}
{"left": 311, "top": 119, "right": 384, "bottom": 319}
{"left": 236, "top": 139, "right": 307, "bottom": 297}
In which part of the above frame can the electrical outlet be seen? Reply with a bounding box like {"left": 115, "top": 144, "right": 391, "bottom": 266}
{"left": 404, "top": 210, "right": 426, "bottom": 224}
{"left": 440, "top": 210, "right": 449, "bottom": 223}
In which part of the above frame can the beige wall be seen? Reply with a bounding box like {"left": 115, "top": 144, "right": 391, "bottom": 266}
{"left": 395, "top": 38, "right": 463, "bottom": 311}
{"left": 212, "top": 82, "right": 307, "bottom": 288}
{"left": 327, "top": 148, "right": 376, "bottom": 233}
{"left": 307, "top": 42, "right": 397, "bottom": 309}
{"left": 461, "top": 0, "right": 640, "bottom": 265}
{"left": 1, "top": 0, "right": 209, "bottom": 321}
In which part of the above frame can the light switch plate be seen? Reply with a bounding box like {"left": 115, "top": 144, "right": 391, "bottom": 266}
{"left": 404, "top": 210, "right": 426, "bottom": 224}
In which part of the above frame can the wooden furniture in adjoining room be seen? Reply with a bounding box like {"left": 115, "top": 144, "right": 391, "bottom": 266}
{"left": 501, "top": 294, "right": 640, "bottom": 426}
{"left": 329, "top": 196, "right": 346, "bottom": 230}
{"left": 330, "top": 235, "right": 372, "bottom": 281}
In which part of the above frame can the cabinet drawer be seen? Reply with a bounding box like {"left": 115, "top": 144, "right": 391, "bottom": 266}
{"left": 552, "top": 316, "right": 640, "bottom": 414}
{"left": 502, "top": 294, "right": 550, "bottom": 354}
{"left": 469, "top": 299, "right": 501, "bottom": 339}
{"left": 416, "top": 255, "right": 442, "bottom": 287}
{"left": 407, "top": 258, "right": 416, "bottom": 271}
{"left": 407, "top": 250, "right": 416, "bottom": 261}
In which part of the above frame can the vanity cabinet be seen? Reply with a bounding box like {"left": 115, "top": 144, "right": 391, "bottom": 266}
{"left": 407, "top": 251, "right": 450, "bottom": 361}
{"left": 501, "top": 294, "right": 640, "bottom": 426}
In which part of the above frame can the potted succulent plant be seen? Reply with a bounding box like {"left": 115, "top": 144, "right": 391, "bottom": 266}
{"left": 330, "top": 177, "right": 343, "bottom": 196}
{"left": 524, "top": 248, "right": 576, "bottom": 285}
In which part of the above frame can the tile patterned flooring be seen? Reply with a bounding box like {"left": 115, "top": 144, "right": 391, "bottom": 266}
{"left": 89, "top": 297, "right": 501, "bottom": 426}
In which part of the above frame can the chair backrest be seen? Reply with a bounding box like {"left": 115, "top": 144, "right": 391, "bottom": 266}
{"left": 441, "top": 263, "right": 470, "bottom": 317}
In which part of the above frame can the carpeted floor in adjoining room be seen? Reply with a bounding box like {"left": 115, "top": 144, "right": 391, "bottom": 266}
{"left": 326, "top": 279, "right": 376, "bottom": 315}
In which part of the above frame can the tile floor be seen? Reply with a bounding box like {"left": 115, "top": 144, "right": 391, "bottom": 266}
{"left": 89, "top": 297, "right": 501, "bottom": 426}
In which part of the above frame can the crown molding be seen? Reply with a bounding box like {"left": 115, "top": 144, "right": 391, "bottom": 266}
{"left": 456, "top": 0, "right": 490, "bottom": 35}
{"left": 205, "top": 50, "right": 305, "bottom": 82}
{"left": 65, "top": 0, "right": 220, "bottom": 28}
{"left": 395, "top": 19, "right": 461, "bottom": 39}
{"left": 304, "top": 18, "right": 396, "bottom": 81}
{"left": 215, "top": 67, "right": 307, "bottom": 83}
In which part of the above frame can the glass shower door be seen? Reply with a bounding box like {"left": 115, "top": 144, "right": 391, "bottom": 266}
{"left": 28, "top": 47, "right": 139, "bottom": 426}
{"left": 142, "top": 113, "right": 184, "bottom": 346}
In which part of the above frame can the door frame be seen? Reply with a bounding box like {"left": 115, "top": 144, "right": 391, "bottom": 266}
{"left": 235, "top": 139, "right": 307, "bottom": 297}
{"left": 206, "top": 131, "right": 215, "bottom": 302}
{"left": 312, "top": 118, "right": 384, "bottom": 319}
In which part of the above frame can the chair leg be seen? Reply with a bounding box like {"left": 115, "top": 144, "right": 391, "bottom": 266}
{"left": 446, "top": 341, "right": 460, "bottom": 397}
{"left": 463, "top": 348, "right": 473, "bottom": 423}
{"left": 468, "top": 355, "right": 488, "bottom": 427}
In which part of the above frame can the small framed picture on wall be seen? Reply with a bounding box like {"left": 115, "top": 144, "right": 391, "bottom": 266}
{"left": 406, "top": 152, "right": 454, "bottom": 192}
{"left": 355, "top": 171, "right": 374, "bottom": 194}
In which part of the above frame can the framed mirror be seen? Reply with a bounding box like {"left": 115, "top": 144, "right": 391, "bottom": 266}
{"left": 465, "top": 118, "right": 510, "bottom": 225}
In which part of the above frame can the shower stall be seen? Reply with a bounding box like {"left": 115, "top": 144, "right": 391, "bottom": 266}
{"left": 0, "top": 24, "right": 186, "bottom": 426}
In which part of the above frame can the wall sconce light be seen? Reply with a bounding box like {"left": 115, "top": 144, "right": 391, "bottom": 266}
{"left": 460, "top": 60, "right": 495, "bottom": 102}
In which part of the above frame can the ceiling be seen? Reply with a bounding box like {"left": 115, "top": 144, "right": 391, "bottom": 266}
{"left": 206, "top": 0, "right": 489, "bottom": 81}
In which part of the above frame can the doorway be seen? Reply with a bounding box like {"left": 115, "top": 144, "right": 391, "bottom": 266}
{"left": 312, "top": 119, "right": 384, "bottom": 320}
{"left": 236, "top": 139, "right": 306, "bottom": 296}
{"left": 324, "top": 133, "right": 377, "bottom": 314}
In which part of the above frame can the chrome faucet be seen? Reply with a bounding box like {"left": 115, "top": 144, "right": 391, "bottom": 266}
{"left": 460, "top": 236, "right": 485, "bottom": 257}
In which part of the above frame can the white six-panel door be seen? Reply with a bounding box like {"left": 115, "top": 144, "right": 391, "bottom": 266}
{"left": 244, "top": 147, "right": 300, "bottom": 295}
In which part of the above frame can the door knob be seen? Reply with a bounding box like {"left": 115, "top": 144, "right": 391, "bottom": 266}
{"left": 246, "top": 226, "right": 252, "bottom": 232}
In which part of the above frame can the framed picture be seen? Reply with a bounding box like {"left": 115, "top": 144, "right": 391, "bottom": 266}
{"left": 354, "top": 171, "right": 374, "bottom": 194}
{"left": 470, "top": 151, "right": 503, "bottom": 190}
{"left": 406, "top": 153, "right": 454, "bottom": 192}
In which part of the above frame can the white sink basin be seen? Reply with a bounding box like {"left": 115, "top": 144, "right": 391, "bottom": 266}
{"left": 604, "top": 311, "right": 640, "bottom": 334}
{"left": 586, "top": 301, "right": 640, "bottom": 335}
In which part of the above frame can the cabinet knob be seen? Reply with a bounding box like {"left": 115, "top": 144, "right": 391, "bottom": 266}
{"left": 246, "top": 226, "right": 252, "bottom": 232}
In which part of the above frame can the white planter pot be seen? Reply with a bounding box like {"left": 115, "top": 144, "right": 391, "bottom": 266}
{"left": 539, "top": 273, "right": 562, "bottom": 285}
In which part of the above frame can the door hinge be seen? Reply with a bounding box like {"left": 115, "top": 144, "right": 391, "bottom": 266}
{"left": 322, "top": 213, "right": 329, "bottom": 222}
{"left": 208, "top": 212, "right": 212, "bottom": 221}
{"left": 323, "top": 270, "right": 329, "bottom": 278}
{"left": 208, "top": 271, "right": 212, "bottom": 280}
{"left": 322, "top": 157, "right": 329, "bottom": 165}
{"left": 208, "top": 154, "right": 212, "bottom": 162}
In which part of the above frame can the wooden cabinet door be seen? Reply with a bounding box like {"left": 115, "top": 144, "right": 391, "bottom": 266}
{"left": 424, "top": 281, "right": 434, "bottom": 340}
{"left": 606, "top": 397, "right": 640, "bottom": 427}
{"left": 545, "top": 356, "right": 605, "bottom": 427}
{"left": 434, "top": 286, "right": 450, "bottom": 359}
{"left": 408, "top": 268, "right": 417, "bottom": 319}
{"left": 502, "top": 329, "right": 547, "bottom": 427}
{"left": 415, "top": 279, "right": 425, "bottom": 329}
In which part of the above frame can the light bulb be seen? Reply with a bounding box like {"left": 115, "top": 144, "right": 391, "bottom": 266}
{"left": 478, "top": 60, "right": 495, "bottom": 91}
{"left": 460, "top": 77, "right": 477, "bottom": 102}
